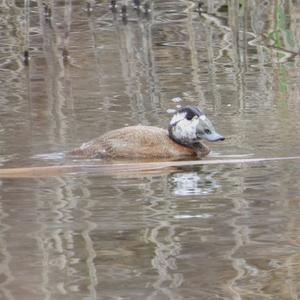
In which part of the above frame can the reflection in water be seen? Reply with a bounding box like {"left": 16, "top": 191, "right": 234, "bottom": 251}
{"left": 144, "top": 185, "right": 183, "bottom": 300}
{"left": 0, "top": 188, "right": 14, "bottom": 300}
{"left": 1, "top": 0, "right": 300, "bottom": 299}
{"left": 34, "top": 177, "right": 99, "bottom": 299}
{"left": 170, "top": 170, "right": 220, "bottom": 196}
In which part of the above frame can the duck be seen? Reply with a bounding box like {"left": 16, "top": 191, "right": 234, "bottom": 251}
{"left": 69, "top": 106, "right": 224, "bottom": 159}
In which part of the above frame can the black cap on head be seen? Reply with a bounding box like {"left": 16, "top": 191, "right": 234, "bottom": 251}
{"left": 177, "top": 106, "right": 204, "bottom": 120}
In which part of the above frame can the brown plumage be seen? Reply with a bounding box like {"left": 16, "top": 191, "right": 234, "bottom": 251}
{"left": 69, "top": 125, "right": 209, "bottom": 159}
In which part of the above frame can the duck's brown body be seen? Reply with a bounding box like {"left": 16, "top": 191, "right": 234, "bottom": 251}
{"left": 69, "top": 125, "right": 209, "bottom": 159}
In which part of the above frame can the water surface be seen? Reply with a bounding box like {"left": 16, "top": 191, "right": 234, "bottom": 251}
{"left": 1, "top": 0, "right": 300, "bottom": 299}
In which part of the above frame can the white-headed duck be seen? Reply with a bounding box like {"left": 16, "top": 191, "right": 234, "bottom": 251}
{"left": 69, "top": 106, "right": 224, "bottom": 159}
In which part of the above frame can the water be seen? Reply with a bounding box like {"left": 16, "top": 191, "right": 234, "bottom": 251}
{"left": 1, "top": 0, "right": 300, "bottom": 299}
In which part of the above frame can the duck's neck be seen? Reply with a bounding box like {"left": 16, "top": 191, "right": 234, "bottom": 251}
{"left": 168, "top": 126, "right": 209, "bottom": 157}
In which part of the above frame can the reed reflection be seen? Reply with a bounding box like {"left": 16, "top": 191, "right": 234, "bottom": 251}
{"left": 34, "top": 177, "right": 98, "bottom": 299}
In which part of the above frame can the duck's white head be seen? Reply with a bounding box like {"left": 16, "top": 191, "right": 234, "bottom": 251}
{"left": 168, "top": 106, "right": 224, "bottom": 147}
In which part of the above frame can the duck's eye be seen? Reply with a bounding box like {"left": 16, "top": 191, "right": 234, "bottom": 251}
{"left": 204, "top": 129, "right": 211, "bottom": 134}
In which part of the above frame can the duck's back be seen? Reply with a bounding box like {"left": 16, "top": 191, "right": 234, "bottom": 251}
{"left": 69, "top": 125, "right": 198, "bottom": 159}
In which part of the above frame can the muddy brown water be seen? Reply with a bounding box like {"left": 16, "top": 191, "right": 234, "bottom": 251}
{"left": 1, "top": 0, "right": 300, "bottom": 299}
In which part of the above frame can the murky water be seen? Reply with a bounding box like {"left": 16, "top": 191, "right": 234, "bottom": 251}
{"left": 1, "top": 0, "right": 300, "bottom": 299}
